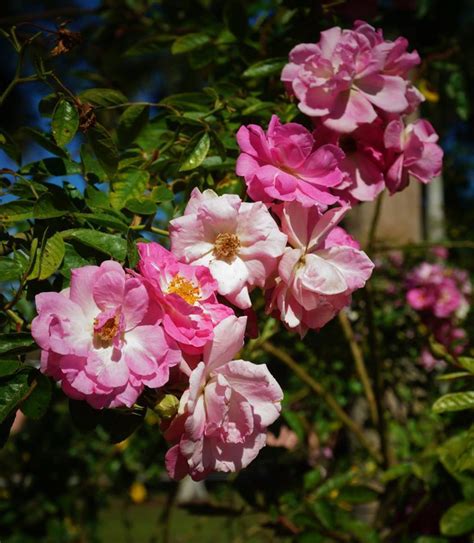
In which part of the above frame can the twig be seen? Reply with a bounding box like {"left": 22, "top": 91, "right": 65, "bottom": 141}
{"left": 261, "top": 341, "right": 383, "bottom": 464}
{"left": 338, "top": 311, "right": 379, "bottom": 426}
{"left": 366, "top": 192, "right": 384, "bottom": 253}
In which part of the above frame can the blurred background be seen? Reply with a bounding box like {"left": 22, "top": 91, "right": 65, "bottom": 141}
{"left": 1, "top": 1, "right": 474, "bottom": 542}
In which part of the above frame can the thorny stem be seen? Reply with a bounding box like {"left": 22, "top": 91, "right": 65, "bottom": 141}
{"left": 338, "top": 311, "right": 379, "bottom": 426}
{"left": 262, "top": 341, "right": 383, "bottom": 464}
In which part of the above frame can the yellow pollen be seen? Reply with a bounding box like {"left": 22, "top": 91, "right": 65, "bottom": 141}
{"left": 167, "top": 274, "right": 200, "bottom": 305}
{"left": 213, "top": 233, "right": 241, "bottom": 261}
{"left": 94, "top": 315, "right": 120, "bottom": 341}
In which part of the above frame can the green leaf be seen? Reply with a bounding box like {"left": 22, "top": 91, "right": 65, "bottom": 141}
{"left": 433, "top": 392, "right": 474, "bottom": 413}
{"left": 99, "top": 407, "right": 146, "bottom": 443}
{"left": 117, "top": 105, "right": 149, "bottom": 147}
{"left": 171, "top": 33, "right": 211, "bottom": 54}
{"left": 38, "top": 93, "right": 58, "bottom": 117}
{"left": 338, "top": 485, "right": 378, "bottom": 504}
{"left": 87, "top": 124, "right": 119, "bottom": 178}
{"left": 75, "top": 212, "right": 129, "bottom": 232}
{"left": 85, "top": 185, "right": 110, "bottom": 208}
{"left": 110, "top": 169, "right": 149, "bottom": 210}
{"left": 440, "top": 501, "right": 474, "bottom": 536}
{"left": 160, "top": 92, "right": 211, "bottom": 111}
{"left": 179, "top": 132, "right": 210, "bottom": 171}
{"left": 0, "top": 257, "right": 23, "bottom": 281}
{"left": 0, "top": 370, "right": 30, "bottom": 423}
{"left": 282, "top": 410, "right": 305, "bottom": 442}
{"left": 20, "top": 157, "right": 81, "bottom": 176}
{"left": 0, "top": 200, "right": 33, "bottom": 223}
{"left": 20, "top": 371, "right": 52, "bottom": 419}
{"left": 459, "top": 357, "right": 474, "bottom": 374}
{"left": 59, "top": 243, "right": 90, "bottom": 280}
{"left": 126, "top": 236, "right": 139, "bottom": 269}
{"left": 81, "top": 144, "right": 107, "bottom": 182}
{"left": 28, "top": 233, "right": 66, "bottom": 280}
{"left": 22, "top": 127, "right": 69, "bottom": 159}
{"left": 63, "top": 229, "right": 127, "bottom": 261}
{"left": 242, "top": 57, "right": 286, "bottom": 79}
{"left": 0, "top": 359, "right": 21, "bottom": 377}
{"left": 125, "top": 198, "right": 157, "bottom": 215}
{"left": 152, "top": 185, "right": 174, "bottom": 202}
{"left": 415, "top": 537, "right": 449, "bottom": 543}
{"left": 69, "top": 399, "right": 101, "bottom": 432}
{"left": 52, "top": 99, "right": 79, "bottom": 147}
{"left": 33, "top": 193, "right": 72, "bottom": 219}
{"left": 0, "top": 129, "right": 21, "bottom": 163}
{"left": 0, "top": 334, "right": 35, "bottom": 356}
{"left": 78, "top": 88, "right": 128, "bottom": 107}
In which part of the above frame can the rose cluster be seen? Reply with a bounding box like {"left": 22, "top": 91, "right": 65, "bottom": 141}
{"left": 238, "top": 20, "right": 443, "bottom": 205}
{"left": 406, "top": 257, "right": 471, "bottom": 370}
{"left": 31, "top": 21, "right": 442, "bottom": 480}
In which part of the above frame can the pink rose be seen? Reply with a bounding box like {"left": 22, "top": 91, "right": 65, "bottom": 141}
{"left": 32, "top": 261, "right": 181, "bottom": 408}
{"left": 164, "top": 316, "right": 283, "bottom": 481}
{"left": 267, "top": 202, "right": 374, "bottom": 336}
{"left": 137, "top": 243, "right": 234, "bottom": 355}
{"left": 281, "top": 22, "right": 418, "bottom": 133}
{"left": 385, "top": 119, "right": 443, "bottom": 193}
{"left": 169, "top": 188, "right": 287, "bottom": 309}
{"left": 236, "top": 115, "right": 345, "bottom": 208}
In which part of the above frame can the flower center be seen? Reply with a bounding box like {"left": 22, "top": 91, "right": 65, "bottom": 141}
{"left": 167, "top": 274, "right": 200, "bottom": 305}
{"left": 213, "top": 233, "right": 241, "bottom": 261}
{"left": 94, "top": 314, "right": 120, "bottom": 342}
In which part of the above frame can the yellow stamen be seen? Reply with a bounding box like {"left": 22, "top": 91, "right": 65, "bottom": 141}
{"left": 213, "top": 233, "right": 241, "bottom": 261}
{"left": 94, "top": 315, "right": 120, "bottom": 341}
{"left": 167, "top": 274, "right": 200, "bottom": 305}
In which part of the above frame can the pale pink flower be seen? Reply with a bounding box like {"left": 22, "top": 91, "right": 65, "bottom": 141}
{"left": 267, "top": 202, "right": 374, "bottom": 336}
{"left": 267, "top": 426, "right": 299, "bottom": 450}
{"left": 137, "top": 243, "right": 234, "bottom": 355}
{"left": 236, "top": 115, "right": 345, "bottom": 208}
{"left": 32, "top": 261, "right": 181, "bottom": 409}
{"left": 169, "top": 188, "right": 287, "bottom": 309}
{"left": 281, "top": 22, "right": 418, "bottom": 133}
{"left": 385, "top": 119, "right": 443, "bottom": 193}
{"left": 164, "top": 316, "right": 283, "bottom": 481}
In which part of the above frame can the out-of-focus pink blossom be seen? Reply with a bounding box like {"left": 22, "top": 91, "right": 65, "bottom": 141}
{"left": 236, "top": 115, "right": 345, "bottom": 208}
{"left": 32, "top": 261, "right": 181, "bottom": 408}
{"left": 267, "top": 426, "right": 299, "bottom": 450}
{"left": 420, "top": 348, "right": 446, "bottom": 372}
{"left": 267, "top": 202, "right": 374, "bottom": 336}
{"left": 385, "top": 119, "right": 443, "bottom": 193}
{"left": 169, "top": 188, "right": 287, "bottom": 309}
{"left": 164, "top": 316, "right": 283, "bottom": 481}
{"left": 137, "top": 243, "right": 234, "bottom": 355}
{"left": 281, "top": 22, "right": 419, "bottom": 133}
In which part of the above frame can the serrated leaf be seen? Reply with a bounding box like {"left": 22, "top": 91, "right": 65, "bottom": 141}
{"left": 0, "top": 257, "right": 22, "bottom": 281}
{"left": 179, "top": 132, "right": 210, "bottom": 171}
{"left": 117, "top": 105, "right": 149, "bottom": 147}
{"left": 0, "top": 334, "right": 35, "bottom": 356}
{"left": 22, "top": 127, "right": 69, "bottom": 159}
{"left": 125, "top": 198, "right": 157, "bottom": 215}
{"left": 20, "top": 371, "right": 52, "bottom": 419}
{"left": 0, "top": 370, "right": 31, "bottom": 423}
{"left": 52, "top": 99, "right": 79, "bottom": 147}
{"left": 152, "top": 185, "right": 174, "bottom": 202}
{"left": 110, "top": 169, "right": 149, "bottom": 209}
{"left": 75, "top": 212, "right": 129, "bottom": 232}
{"left": 79, "top": 88, "right": 128, "bottom": 107}
{"left": 87, "top": 124, "right": 119, "bottom": 178}
{"left": 440, "top": 501, "right": 474, "bottom": 536}
{"left": 171, "top": 33, "right": 210, "bottom": 54}
{"left": 28, "top": 233, "right": 65, "bottom": 280}
{"left": 242, "top": 57, "right": 286, "bottom": 79}
{"left": 63, "top": 229, "right": 127, "bottom": 261}
{"left": 433, "top": 392, "right": 474, "bottom": 413}
{"left": 0, "top": 200, "right": 33, "bottom": 222}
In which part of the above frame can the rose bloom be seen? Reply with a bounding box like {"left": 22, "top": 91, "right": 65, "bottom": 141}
{"left": 32, "top": 261, "right": 181, "bottom": 408}
{"left": 281, "top": 21, "right": 420, "bottom": 133}
{"left": 384, "top": 118, "right": 443, "bottom": 193}
{"left": 267, "top": 202, "right": 374, "bottom": 336}
{"left": 169, "top": 188, "right": 287, "bottom": 308}
{"left": 236, "top": 115, "right": 345, "bottom": 208}
{"left": 137, "top": 243, "right": 233, "bottom": 354}
{"left": 164, "top": 315, "right": 283, "bottom": 481}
